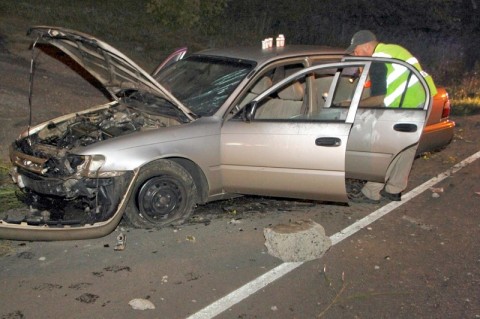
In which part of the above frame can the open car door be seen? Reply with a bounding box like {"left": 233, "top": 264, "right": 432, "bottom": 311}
{"left": 339, "top": 57, "right": 433, "bottom": 181}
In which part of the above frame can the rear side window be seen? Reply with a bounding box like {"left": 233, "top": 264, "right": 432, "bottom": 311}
{"left": 362, "top": 61, "right": 427, "bottom": 108}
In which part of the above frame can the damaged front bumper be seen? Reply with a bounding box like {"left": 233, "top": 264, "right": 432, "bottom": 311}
{"left": 0, "top": 168, "right": 139, "bottom": 241}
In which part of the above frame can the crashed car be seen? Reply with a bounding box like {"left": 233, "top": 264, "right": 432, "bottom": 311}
{"left": 2, "top": 26, "right": 455, "bottom": 240}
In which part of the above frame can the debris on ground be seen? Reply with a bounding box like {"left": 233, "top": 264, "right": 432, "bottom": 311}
{"left": 114, "top": 233, "right": 126, "bottom": 251}
{"left": 430, "top": 187, "right": 444, "bottom": 198}
{"left": 128, "top": 298, "right": 155, "bottom": 310}
{"left": 401, "top": 215, "right": 434, "bottom": 231}
{"left": 0, "top": 240, "right": 14, "bottom": 256}
{"left": 264, "top": 220, "right": 332, "bottom": 262}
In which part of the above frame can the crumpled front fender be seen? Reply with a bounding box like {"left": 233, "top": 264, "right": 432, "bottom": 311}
{"left": 0, "top": 168, "right": 140, "bottom": 241}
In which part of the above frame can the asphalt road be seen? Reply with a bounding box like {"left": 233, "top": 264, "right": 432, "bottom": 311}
{"left": 1, "top": 149, "right": 479, "bottom": 319}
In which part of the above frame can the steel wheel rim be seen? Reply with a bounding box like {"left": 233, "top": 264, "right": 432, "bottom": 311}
{"left": 138, "top": 176, "right": 184, "bottom": 223}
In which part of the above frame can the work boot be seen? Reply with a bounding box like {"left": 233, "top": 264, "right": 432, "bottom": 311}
{"left": 349, "top": 192, "right": 380, "bottom": 204}
{"left": 380, "top": 189, "right": 401, "bottom": 201}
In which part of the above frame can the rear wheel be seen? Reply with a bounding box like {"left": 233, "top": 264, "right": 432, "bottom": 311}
{"left": 124, "top": 160, "right": 197, "bottom": 228}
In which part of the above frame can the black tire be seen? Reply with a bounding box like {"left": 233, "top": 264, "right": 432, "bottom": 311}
{"left": 124, "top": 160, "right": 197, "bottom": 228}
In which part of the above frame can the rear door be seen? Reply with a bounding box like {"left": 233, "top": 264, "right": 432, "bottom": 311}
{"left": 341, "top": 57, "right": 433, "bottom": 181}
{"left": 220, "top": 62, "right": 371, "bottom": 202}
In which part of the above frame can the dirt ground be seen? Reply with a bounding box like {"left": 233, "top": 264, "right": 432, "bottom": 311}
{"left": 0, "top": 36, "right": 479, "bottom": 319}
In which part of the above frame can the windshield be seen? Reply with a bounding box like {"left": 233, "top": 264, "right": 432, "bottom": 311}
{"left": 154, "top": 55, "right": 255, "bottom": 116}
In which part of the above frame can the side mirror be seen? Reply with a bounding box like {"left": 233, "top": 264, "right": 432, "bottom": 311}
{"left": 242, "top": 101, "right": 257, "bottom": 122}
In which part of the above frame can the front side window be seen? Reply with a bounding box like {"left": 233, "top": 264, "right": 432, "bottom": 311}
{"left": 253, "top": 76, "right": 307, "bottom": 120}
{"left": 247, "top": 66, "right": 361, "bottom": 122}
{"left": 235, "top": 62, "right": 306, "bottom": 112}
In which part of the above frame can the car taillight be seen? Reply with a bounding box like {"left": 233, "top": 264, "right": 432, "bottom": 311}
{"left": 441, "top": 93, "right": 451, "bottom": 119}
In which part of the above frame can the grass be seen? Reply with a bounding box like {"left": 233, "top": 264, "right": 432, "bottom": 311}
{"left": 451, "top": 98, "right": 480, "bottom": 116}
{"left": 0, "top": 163, "right": 25, "bottom": 211}
{"left": 1, "top": 1, "right": 479, "bottom": 88}
{"left": 0, "top": 0, "right": 190, "bottom": 70}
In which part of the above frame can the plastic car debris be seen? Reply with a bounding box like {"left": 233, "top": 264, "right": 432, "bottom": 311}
{"left": 114, "top": 233, "right": 126, "bottom": 251}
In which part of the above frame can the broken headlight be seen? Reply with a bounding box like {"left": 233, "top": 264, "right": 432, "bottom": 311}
{"left": 74, "top": 154, "right": 106, "bottom": 177}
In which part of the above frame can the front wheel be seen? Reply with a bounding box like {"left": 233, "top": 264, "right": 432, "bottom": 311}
{"left": 124, "top": 160, "right": 197, "bottom": 228}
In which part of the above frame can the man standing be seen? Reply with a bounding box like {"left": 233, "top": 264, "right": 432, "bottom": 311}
{"left": 346, "top": 30, "right": 437, "bottom": 203}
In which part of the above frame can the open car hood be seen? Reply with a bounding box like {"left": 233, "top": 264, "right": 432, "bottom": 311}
{"left": 28, "top": 26, "right": 196, "bottom": 121}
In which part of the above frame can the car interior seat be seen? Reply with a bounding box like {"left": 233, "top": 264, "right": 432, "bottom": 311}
{"left": 238, "top": 76, "right": 273, "bottom": 108}
{"left": 255, "top": 81, "right": 305, "bottom": 119}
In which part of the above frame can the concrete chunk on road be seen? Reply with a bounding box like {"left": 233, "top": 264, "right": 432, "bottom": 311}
{"left": 129, "top": 298, "right": 156, "bottom": 310}
{"left": 264, "top": 220, "right": 332, "bottom": 262}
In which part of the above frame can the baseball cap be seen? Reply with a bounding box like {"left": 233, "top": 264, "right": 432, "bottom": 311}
{"left": 346, "top": 30, "right": 377, "bottom": 53}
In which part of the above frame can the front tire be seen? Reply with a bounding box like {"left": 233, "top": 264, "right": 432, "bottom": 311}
{"left": 124, "top": 160, "right": 197, "bottom": 228}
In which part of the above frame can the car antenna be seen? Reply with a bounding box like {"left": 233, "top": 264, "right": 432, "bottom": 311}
{"left": 28, "top": 36, "right": 39, "bottom": 138}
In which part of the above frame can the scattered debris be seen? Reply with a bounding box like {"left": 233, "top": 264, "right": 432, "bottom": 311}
{"left": 17, "top": 251, "right": 34, "bottom": 259}
{"left": 186, "top": 235, "right": 196, "bottom": 243}
{"left": 318, "top": 267, "right": 347, "bottom": 318}
{"left": 68, "top": 283, "right": 93, "bottom": 290}
{"left": 129, "top": 298, "right": 155, "bottom": 310}
{"left": 264, "top": 220, "right": 331, "bottom": 262}
{"left": 402, "top": 215, "right": 434, "bottom": 231}
{"left": 430, "top": 187, "right": 444, "bottom": 198}
{"left": 421, "top": 152, "right": 432, "bottom": 160}
{"left": 2, "top": 311, "right": 25, "bottom": 319}
{"left": 33, "top": 283, "right": 62, "bottom": 291}
{"left": 443, "top": 156, "right": 458, "bottom": 164}
{"left": 38, "top": 256, "right": 46, "bottom": 261}
{"left": 114, "top": 233, "right": 126, "bottom": 251}
{"left": 229, "top": 218, "right": 242, "bottom": 225}
{"left": 76, "top": 293, "right": 99, "bottom": 304}
{"left": 430, "top": 187, "right": 444, "bottom": 193}
{"left": 185, "top": 272, "right": 201, "bottom": 282}
{"left": 104, "top": 265, "right": 131, "bottom": 273}
{"left": 0, "top": 240, "right": 14, "bottom": 256}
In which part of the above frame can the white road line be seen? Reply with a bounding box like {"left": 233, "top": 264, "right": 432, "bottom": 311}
{"left": 187, "top": 150, "right": 480, "bottom": 319}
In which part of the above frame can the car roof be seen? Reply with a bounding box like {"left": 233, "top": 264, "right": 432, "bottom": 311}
{"left": 193, "top": 45, "right": 347, "bottom": 65}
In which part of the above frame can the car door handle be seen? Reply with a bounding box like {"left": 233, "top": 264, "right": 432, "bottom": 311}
{"left": 315, "top": 137, "right": 341, "bottom": 147}
{"left": 394, "top": 123, "right": 417, "bottom": 132}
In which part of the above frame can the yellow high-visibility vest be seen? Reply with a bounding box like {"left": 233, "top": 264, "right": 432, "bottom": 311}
{"left": 373, "top": 43, "right": 437, "bottom": 108}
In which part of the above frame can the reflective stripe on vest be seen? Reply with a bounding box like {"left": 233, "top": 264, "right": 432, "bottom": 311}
{"left": 373, "top": 43, "right": 436, "bottom": 107}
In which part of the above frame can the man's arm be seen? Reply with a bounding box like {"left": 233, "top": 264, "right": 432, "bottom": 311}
{"left": 358, "top": 94, "right": 385, "bottom": 107}
{"left": 338, "top": 62, "right": 387, "bottom": 107}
